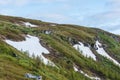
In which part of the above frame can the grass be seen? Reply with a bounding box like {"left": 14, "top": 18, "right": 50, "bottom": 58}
{"left": 0, "top": 15, "right": 120, "bottom": 80}
{"left": 98, "top": 32, "right": 120, "bottom": 62}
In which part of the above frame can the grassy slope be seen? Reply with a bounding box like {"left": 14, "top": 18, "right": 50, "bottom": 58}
{"left": 0, "top": 15, "right": 120, "bottom": 80}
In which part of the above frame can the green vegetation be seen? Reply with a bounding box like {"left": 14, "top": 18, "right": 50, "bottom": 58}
{"left": 98, "top": 32, "right": 120, "bottom": 63}
{"left": 0, "top": 15, "right": 120, "bottom": 80}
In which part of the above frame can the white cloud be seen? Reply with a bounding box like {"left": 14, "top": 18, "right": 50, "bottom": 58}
{"left": 81, "top": 10, "right": 120, "bottom": 34}
{"left": 0, "top": 0, "right": 29, "bottom": 6}
{"left": 0, "top": 0, "right": 68, "bottom": 6}
{"left": 0, "top": 9, "right": 14, "bottom": 15}
{"left": 26, "top": 13, "right": 69, "bottom": 24}
{"left": 110, "top": 0, "right": 120, "bottom": 4}
{"left": 79, "top": 0, "right": 120, "bottom": 34}
{"left": 111, "top": 29, "right": 120, "bottom": 35}
{"left": 27, "top": 12, "right": 82, "bottom": 25}
{"left": 108, "top": 0, "right": 120, "bottom": 10}
{"left": 43, "top": 14, "right": 68, "bottom": 20}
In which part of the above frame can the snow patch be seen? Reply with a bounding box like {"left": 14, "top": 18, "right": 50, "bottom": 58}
{"left": 95, "top": 41, "right": 120, "bottom": 66}
{"left": 73, "top": 42, "right": 96, "bottom": 61}
{"left": 73, "top": 66, "right": 101, "bottom": 80}
{"left": 79, "top": 70, "right": 101, "bottom": 80}
{"left": 23, "top": 22, "right": 38, "bottom": 27}
{"left": 45, "top": 30, "right": 52, "bottom": 35}
{"left": 73, "top": 66, "right": 79, "bottom": 72}
{"left": 5, "top": 35, "right": 55, "bottom": 66}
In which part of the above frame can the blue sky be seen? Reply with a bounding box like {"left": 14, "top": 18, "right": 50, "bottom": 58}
{"left": 0, "top": 0, "right": 120, "bottom": 34}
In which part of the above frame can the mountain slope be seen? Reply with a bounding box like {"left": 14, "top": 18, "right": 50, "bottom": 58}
{"left": 0, "top": 15, "right": 120, "bottom": 80}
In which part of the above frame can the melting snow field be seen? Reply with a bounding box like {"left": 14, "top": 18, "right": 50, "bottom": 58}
{"left": 73, "top": 42, "right": 96, "bottom": 61}
{"left": 23, "top": 22, "right": 38, "bottom": 27}
{"left": 5, "top": 35, "right": 55, "bottom": 66}
{"left": 73, "top": 66, "right": 101, "bottom": 80}
{"left": 95, "top": 41, "right": 120, "bottom": 66}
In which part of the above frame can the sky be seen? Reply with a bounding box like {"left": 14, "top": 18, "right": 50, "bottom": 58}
{"left": 0, "top": 0, "right": 120, "bottom": 34}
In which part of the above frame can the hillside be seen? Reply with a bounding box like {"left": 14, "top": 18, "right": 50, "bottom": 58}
{"left": 0, "top": 15, "right": 120, "bottom": 80}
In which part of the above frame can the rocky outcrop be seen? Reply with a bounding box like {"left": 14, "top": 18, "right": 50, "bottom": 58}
{"left": 83, "top": 43, "right": 90, "bottom": 47}
{"left": 67, "top": 37, "right": 78, "bottom": 45}
{"left": 41, "top": 30, "right": 52, "bottom": 35}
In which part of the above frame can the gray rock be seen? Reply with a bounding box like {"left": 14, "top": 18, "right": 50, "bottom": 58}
{"left": 25, "top": 73, "right": 42, "bottom": 80}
